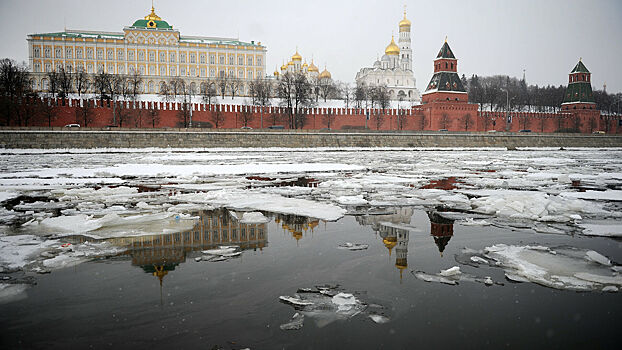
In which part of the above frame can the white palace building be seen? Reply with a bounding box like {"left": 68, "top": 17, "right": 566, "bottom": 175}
{"left": 355, "top": 10, "right": 421, "bottom": 103}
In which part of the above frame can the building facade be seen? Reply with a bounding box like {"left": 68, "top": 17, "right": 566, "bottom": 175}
{"left": 27, "top": 5, "right": 267, "bottom": 95}
{"left": 355, "top": 10, "right": 421, "bottom": 103}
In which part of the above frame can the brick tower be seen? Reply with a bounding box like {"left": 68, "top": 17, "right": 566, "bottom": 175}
{"left": 561, "top": 59, "right": 596, "bottom": 111}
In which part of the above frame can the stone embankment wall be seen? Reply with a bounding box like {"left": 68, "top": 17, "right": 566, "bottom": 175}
{"left": 1, "top": 129, "right": 621, "bottom": 149}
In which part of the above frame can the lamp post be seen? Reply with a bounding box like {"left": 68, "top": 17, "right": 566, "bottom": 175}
{"left": 502, "top": 89, "right": 509, "bottom": 131}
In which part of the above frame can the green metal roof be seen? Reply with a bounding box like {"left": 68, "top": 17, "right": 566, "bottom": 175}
{"left": 425, "top": 71, "right": 466, "bottom": 93}
{"left": 29, "top": 31, "right": 123, "bottom": 39}
{"left": 571, "top": 60, "right": 590, "bottom": 73}
{"left": 563, "top": 81, "right": 595, "bottom": 104}
{"left": 436, "top": 42, "right": 456, "bottom": 59}
{"left": 131, "top": 19, "right": 172, "bottom": 29}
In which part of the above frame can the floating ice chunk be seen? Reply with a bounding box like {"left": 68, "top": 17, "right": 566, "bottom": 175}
{"left": 0, "top": 235, "right": 58, "bottom": 271}
{"left": 332, "top": 293, "right": 359, "bottom": 313}
{"left": 585, "top": 251, "right": 611, "bottom": 266}
{"left": 280, "top": 312, "right": 305, "bottom": 330}
{"left": 202, "top": 247, "right": 237, "bottom": 255}
{"left": 602, "top": 286, "right": 619, "bottom": 293}
{"left": 413, "top": 271, "right": 458, "bottom": 285}
{"left": 279, "top": 296, "right": 315, "bottom": 306}
{"left": 470, "top": 256, "right": 489, "bottom": 264}
{"left": 484, "top": 277, "right": 494, "bottom": 286}
{"left": 335, "top": 195, "right": 368, "bottom": 206}
{"left": 337, "top": 242, "right": 369, "bottom": 251}
{"left": 369, "top": 314, "right": 390, "bottom": 324}
{"left": 477, "top": 244, "right": 621, "bottom": 291}
{"left": 580, "top": 224, "right": 622, "bottom": 238}
{"left": 175, "top": 190, "right": 346, "bottom": 221}
{"left": 461, "top": 218, "right": 491, "bottom": 226}
{"left": 560, "top": 190, "right": 622, "bottom": 202}
{"left": 239, "top": 212, "right": 270, "bottom": 224}
{"left": 439, "top": 266, "right": 462, "bottom": 277}
{"left": 0, "top": 191, "right": 20, "bottom": 203}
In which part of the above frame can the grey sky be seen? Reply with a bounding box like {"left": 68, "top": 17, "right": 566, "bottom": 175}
{"left": 1, "top": 0, "right": 621, "bottom": 93}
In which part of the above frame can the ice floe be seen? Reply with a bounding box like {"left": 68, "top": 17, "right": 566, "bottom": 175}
{"left": 579, "top": 223, "right": 622, "bottom": 237}
{"left": 239, "top": 212, "right": 270, "bottom": 224}
{"left": 337, "top": 242, "right": 369, "bottom": 251}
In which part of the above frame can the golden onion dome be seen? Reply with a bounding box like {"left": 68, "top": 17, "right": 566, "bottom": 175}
{"left": 273, "top": 70, "right": 279, "bottom": 76}
{"left": 399, "top": 11, "right": 411, "bottom": 30}
{"left": 303, "top": 62, "right": 309, "bottom": 68}
{"left": 385, "top": 36, "right": 400, "bottom": 56}
{"left": 382, "top": 237, "right": 397, "bottom": 255}
{"left": 319, "top": 68, "right": 331, "bottom": 79}
{"left": 287, "top": 60, "right": 294, "bottom": 66}
{"left": 308, "top": 60, "right": 319, "bottom": 72}
{"left": 292, "top": 50, "right": 302, "bottom": 62}
{"left": 280, "top": 63, "right": 287, "bottom": 71}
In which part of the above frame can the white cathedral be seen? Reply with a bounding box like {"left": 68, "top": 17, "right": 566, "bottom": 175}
{"left": 355, "top": 10, "right": 421, "bottom": 104}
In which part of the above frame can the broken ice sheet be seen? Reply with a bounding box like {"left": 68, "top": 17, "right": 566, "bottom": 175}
{"left": 337, "top": 242, "right": 369, "bottom": 251}
{"left": 279, "top": 286, "right": 388, "bottom": 330}
{"left": 459, "top": 244, "right": 622, "bottom": 292}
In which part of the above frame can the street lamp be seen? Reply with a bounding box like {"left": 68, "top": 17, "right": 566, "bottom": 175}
{"left": 502, "top": 88, "right": 509, "bottom": 131}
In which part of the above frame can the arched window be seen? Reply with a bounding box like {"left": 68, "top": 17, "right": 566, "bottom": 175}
{"left": 148, "top": 81, "right": 155, "bottom": 93}
{"left": 445, "top": 62, "right": 448, "bottom": 69}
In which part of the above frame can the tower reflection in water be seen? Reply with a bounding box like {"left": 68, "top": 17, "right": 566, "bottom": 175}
{"left": 357, "top": 208, "right": 455, "bottom": 280}
{"left": 274, "top": 214, "right": 320, "bottom": 244}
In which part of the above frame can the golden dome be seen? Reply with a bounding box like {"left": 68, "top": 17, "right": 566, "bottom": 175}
{"left": 319, "top": 67, "right": 331, "bottom": 79}
{"left": 303, "top": 62, "right": 309, "bottom": 68}
{"left": 399, "top": 11, "right": 411, "bottom": 31}
{"left": 273, "top": 70, "right": 279, "bottom": 76}
{"left": 144, "top": 6, "right": 162, "bottom": 21}
{"left": 385, "top": 36, "right": 400, "bottom": 56}
{"left": 292, "top": 50, "right": 302, "bottom": 62}
{"left": 287, "top": 61, "right": 294, "bottom": 66}
{"left": 383, "top": 237, "right": 397, "bottom": 255}
{"left": 308, "top": 60, "right": 319, "bottom": 72}
{"left": 280, "top": 63, "right": 287, "bottom": 71}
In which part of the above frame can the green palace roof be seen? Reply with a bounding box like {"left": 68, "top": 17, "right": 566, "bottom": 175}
{"left": 131, "top": 19, "right": 172, "bottom": 30}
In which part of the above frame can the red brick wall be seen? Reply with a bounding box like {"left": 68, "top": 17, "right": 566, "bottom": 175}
{"left": 14, "top": 98, "right": 622, "bottom": 134}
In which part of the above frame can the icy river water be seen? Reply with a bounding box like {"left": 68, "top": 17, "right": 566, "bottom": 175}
{"left": 1, "top": 147, "right": 621, "bottom": 349}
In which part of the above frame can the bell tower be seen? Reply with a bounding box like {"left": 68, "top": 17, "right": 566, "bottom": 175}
{"left": 398, "top": 7, "right": 412, "bottom": 71}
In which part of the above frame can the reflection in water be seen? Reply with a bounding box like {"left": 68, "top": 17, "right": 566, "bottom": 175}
{"left": 355, "top": 208, "right": 456, "bottom": 280}
{"left": 274, "top": 214, "right": 319, "bottom": 244}
{"left": 428, "top": 211, "right": 455, "bottom": 257}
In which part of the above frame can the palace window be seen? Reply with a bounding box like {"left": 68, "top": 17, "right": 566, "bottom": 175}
{"left": 229, "top": 69, "right": 234, "bottom": 77}
{"left": 138, "top": 51, "right": 145, "bottom": 61}
{"left": 210, "top": 68, "right": 215, "bottom": 77}
{"left": 34, "top": 63, "right": 41, "bottom": 72}
{"left": 190, "top": 53, "right": 196, "bottom": 63}
{"left": 180, "top": 53, "right": 186, "bottom": 63}
{"left": 149, "top": 52, "right": 155, "bottom": 62}
{"left": 87, "top": 48, "right": 93, "bottom": 59}
{"left": 200, "top": 67, "right": 206, "bottom": 77}
{"left": 248, "top": 70, "right": 253, "bottom": 79}
{"left": 55, "top": 48, "right": 62, "bottom": 58}
{"left": 219, "top": 70, "right": 225, "bottom": 77}
{"left": 139, "top": 65, "right": 145, "bottom": 75}
{"left": 97, "top": 49, "right": 103, "bottom": 59}
{"left": 87, "top": 63, "right": 93, "bottom": 73}
{"left": 44, "top": 63, "right": 52, "bottom": 72}
{"left": 257, "top": 57, "right": 262, "bottom": 66}
{"left": 149, "top": 65, "right": 156, "bottom": 75}
{"left": 190, "top": 67, "right": 196, "bottom": 76}
{"left": 219, "top": 55, "right": 225, "bottom": 64}
{"left": 239, "top": 69, "right": 244, "bottom": 78}
{"left": 64, "top": 48, "right": 71, "bottom": 59}
{"left": 170, "top": 66, "right": 176, "bottom": 76}
{"left": 107, "top": 50, "right": 113, "bottom": 60}
{"left": 247, "top": 57, "right": 253, "bottom": 66}
{"left": 44, "top": 48, "right": 51, "bottom": 58}
{"left": 128, "top": 51, "right": 134, "bottom": 61}
{"left": 180, "top": 67, "right": 186, "bottom": 76}
{"left": 107, "top": 64, "right": 114, "bottom": 73}
{"left": 66, "top": 63, "right": 73, "bottom": 72}
{"left": 170, "top": 53, "right": 176, "bottom": 63}
{"left": 209, "top": 55, "right": 215, "bottom": 64}
{"left": 445, "top": 62, "right": 448, "bottom": 69}
{"left": 118, "top": 65, "right": 125, "bottom": 74}
{"left": 76, "top": 48, "right": 83, "bottom": 59}
{"left": 229, "top": 55, "right": 235, "bottom": 65}
{"left": 160, "top": 66, "right": 166, "bottom": 76}
{"left": 200, "top": 54, "right": 206, "bottom": 64}
{"left": 238, "top": 56, "right": 243, "bottom": 65}
{"left": 117, "top": 50, "right": 124, "bottom": 60}
{"left": 451, "top": 63, "right": 454, "bottom": 69}
{"left": 148, "top": 81, "right": 155, "bottom": 93}
{"left": 34, "top": 47, "right": 40, "bottom": 58}
{"left": 159, "top": 52, "right": 166, "bottom": 62}
{"left": 97, "top": 63, "right": 104, "bottom": 73}
{"left": 257, "top": 70, "right": 262, "bottom": 78}
{"left": 41, "top": 79, "right": 48, "bottom": 91}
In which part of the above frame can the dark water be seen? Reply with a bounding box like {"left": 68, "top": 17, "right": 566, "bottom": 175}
{"left": 1, "top": 208, "right": 621, "bottom": 349}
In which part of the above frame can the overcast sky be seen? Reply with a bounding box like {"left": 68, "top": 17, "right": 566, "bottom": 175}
{"left": 1, "top": 0, "right": 621, "bottom": 93}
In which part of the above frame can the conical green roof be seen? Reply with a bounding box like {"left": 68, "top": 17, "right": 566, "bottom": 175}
{"left": 571, "top": 60, "right": 590, "bottom": 73}
{"left": 436, "top": 41, "right": 456, "bottom": 59}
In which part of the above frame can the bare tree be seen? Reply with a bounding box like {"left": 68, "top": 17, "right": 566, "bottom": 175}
{"left": 354, "top": 81, "right": 368, "bottom": 109}
{"left": 228, "top": 78, "right": 242, "bottom": 100}
{"left": 239, "top": 104, "right": 254, "bottom": 127}
{"left": 322, "top": 109, "right": 335, "bottom": 129}
{"left": 519, "top": 115, "right": 531, "bottom": 130}
{"left": 200, "top": 80, "right": 217, "bottom": 105}
{"left": 439, "top": 113, "right": 450, "bottom": 130}
{"left": 318, "top": 77, "right": 337, "bottom": 102}
{"left": 75, "top": 99, "right": 94, "bottom": 127}
{"left": 0, "top": 58, "right": 32, "bottom": 126}
{"left": 461, "top": 113, "right": 473, "bottom": 131}
{"left": 276, "top": 72, "right": 314, "bottom": 129}
{"left": 74, "top": 67, "right": 90, "bottom": 98}
{"left": 216, "top": 73, "right": 228, "bottom": 99}
{"left": 341, "top": 82, "right": 352, "bottom": 109}
{"left": 56, "top": 67, "right": 73, "bottom": 99}
{"left": 38, "top": 97, "right": 57, "bottom": 127}
{"left": 93, "top": 71, "right": 110, "bottom": 103}
{"left": 146, "top": 103, "right": 160, "bottom": 128}
{"left": 210, "top": 105, "right": 225, "bottom": 128}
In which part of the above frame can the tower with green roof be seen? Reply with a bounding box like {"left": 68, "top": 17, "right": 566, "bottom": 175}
{"left": 562, "top": 59, "right": 596, "bottom": 110}
{"left": 421, "top": 39, "right": 468, "bottom": 104}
